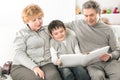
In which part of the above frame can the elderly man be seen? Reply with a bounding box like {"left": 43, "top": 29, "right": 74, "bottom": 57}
{"left": 65, "top": 0, "right": 120, "bottom": 80}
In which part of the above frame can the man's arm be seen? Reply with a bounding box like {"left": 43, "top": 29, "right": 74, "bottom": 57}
{"left": 108, "top": 28, "right": 120, "bottom": 60}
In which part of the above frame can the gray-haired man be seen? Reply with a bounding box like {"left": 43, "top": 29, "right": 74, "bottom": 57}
{"left": 65, "top": 0, "right": 120, "bottom": 80}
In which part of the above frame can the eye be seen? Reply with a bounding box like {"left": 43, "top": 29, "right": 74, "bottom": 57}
{"left": 32, "top": 19, "right": 36, "bottom": 22}
{"left": 90, "top": 14, "right": 94, "bottom": 17}
{"left": 85, "top": 15, "right": 88, "bottom": 17}
{"left": 38, "top": 17, "right": 42, "bottom": 20}
{"left": 53, "top": 32, "right": 58, "bottom": 36}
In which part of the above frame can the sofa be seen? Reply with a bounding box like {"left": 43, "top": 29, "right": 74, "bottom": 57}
{"left": 1, "top": 24, "right": 120, "bottom": 80}
{"left": 111, "top": 25, "right": 120, "bottom": 44}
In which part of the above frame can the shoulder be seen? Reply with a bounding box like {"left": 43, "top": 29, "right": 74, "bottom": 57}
{"left": 15, "top": 25, "right": 37, "bottom": 40}
{"left": 50, "top": 39, "right": 60, "bottom": 50}
{"left": 42, "top": 25, "right": 50, "bottom": 34}
{"left": 16, "top": 27, "right": 30, "bottom": 37}
{"left": 97, "top": 21, "right": 113, "bottom": 30}
{"left": 97, "top": 22, "right": 115, "bottom": 36}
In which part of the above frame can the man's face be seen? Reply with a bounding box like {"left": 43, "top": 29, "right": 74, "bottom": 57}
{"left": 83, "top": 8, "right": 100, "bottom": 26}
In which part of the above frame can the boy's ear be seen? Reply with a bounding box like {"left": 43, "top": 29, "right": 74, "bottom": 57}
{"left": 50, "top": 34, "right": 53, "bottom": 38}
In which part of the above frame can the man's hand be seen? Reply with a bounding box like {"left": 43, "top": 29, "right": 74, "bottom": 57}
{"left": 33, "top": 66, "right": 45, "bottom": 79}
{"left": 99, "top": 53, "right": 111, "bottom": 62}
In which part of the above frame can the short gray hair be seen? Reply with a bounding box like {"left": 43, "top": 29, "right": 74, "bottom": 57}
{"left": 82, "top": 0, "right": 101, "bottom": 13}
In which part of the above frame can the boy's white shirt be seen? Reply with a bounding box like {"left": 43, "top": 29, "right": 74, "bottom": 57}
{"left": 50, "top": 39, "right": 82, "bottom": 65}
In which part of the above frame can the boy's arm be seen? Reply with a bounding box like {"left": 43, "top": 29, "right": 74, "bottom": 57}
{"left": 50, "top": 47, "right": 58, "bottom": 65}
{"left": 75, "top": 45, "right": 81, "bottom": 54}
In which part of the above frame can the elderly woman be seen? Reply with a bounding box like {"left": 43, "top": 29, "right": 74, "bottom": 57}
{"left": 10, "top": 4, "right": 62, "bottom": 80}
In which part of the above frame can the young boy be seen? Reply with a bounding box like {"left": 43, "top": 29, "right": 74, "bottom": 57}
{"left": 48, "top": 20, "right": 90, "bottom": 80}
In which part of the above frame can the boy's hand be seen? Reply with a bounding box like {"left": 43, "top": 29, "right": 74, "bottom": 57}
{"left": 56, "top": 59, "right": 62, "bottom": 66}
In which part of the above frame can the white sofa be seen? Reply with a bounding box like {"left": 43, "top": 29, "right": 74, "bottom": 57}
{"left": 111, "top": 25, "right": 120, "bottom": 44}
{"left": 1, "top": 25, "right": 120, "bottom": 80}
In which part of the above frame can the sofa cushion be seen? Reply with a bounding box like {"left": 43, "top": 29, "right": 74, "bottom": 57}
{"left": 111, "top": 25, "right": 120, "bottom": 44}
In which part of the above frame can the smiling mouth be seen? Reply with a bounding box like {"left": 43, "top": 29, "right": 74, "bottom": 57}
{"left": 58, "top": 36, "right": 64, "bottom": 39}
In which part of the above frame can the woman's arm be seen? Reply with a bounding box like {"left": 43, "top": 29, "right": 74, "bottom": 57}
{"left": 13, "top": 31, "right": 37, "bottom": 70}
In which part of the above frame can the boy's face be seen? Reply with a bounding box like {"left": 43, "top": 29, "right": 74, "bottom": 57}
{"left": 51, "top": 27, "right": 66, "bottom": 41}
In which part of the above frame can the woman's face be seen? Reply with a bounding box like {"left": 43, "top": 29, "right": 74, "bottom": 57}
{"left": 27, "top": 16, "right": 43, "bottom": 31}
{"left": 51, "top": 27, "right": 66, "bottom": 41}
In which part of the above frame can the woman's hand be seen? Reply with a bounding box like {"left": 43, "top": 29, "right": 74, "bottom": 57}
{"left": 33, "top": 66, "right": 45, "bottom": 79}
{"left": 99, "top": 53, "right": 111, "bottom": 62}
{"left": 56, "top": 59, "right": 62, "bottom": 66}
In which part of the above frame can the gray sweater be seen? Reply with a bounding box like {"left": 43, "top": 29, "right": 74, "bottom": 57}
{"left": 65, "top": 19, "right": 120, "bottom": 60}
{"left": 50, "top": 30, "right": 79, "bottom": 57}
{"left": 12, "top": 25, "right": 51, "bottom": 70}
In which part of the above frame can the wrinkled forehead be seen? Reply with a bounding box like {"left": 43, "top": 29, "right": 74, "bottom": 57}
{"left": 83, "top": 8, "right": 97, "bottom": 15}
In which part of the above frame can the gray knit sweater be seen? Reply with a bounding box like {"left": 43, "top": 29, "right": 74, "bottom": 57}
{"left": 12, "top": 25, "right": 51, "bottom": 70}
{"left": 65, "top": 19, "right": 120, "bottom": 60}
